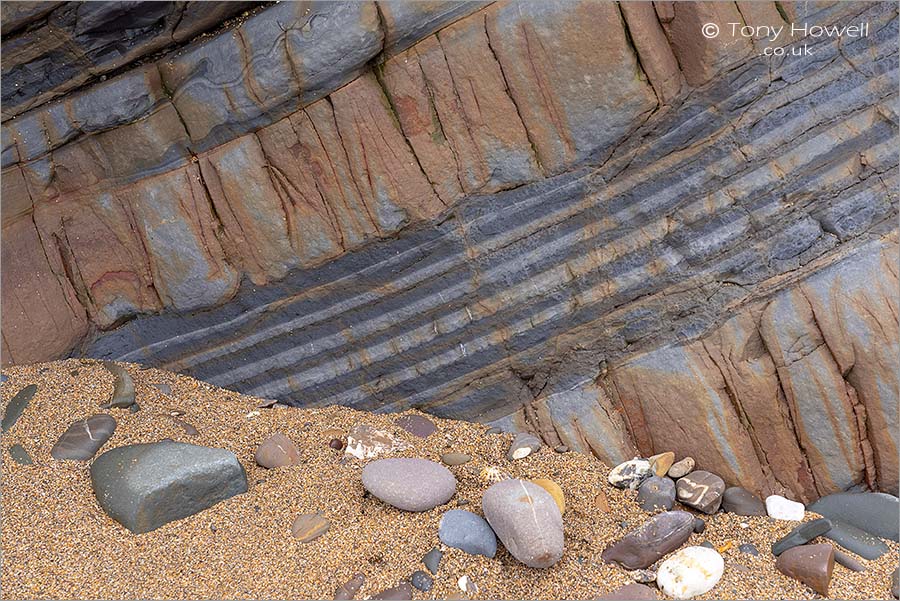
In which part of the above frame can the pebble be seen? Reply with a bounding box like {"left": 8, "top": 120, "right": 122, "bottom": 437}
{"left": 529, "top": 478, "right": 565, "bottom": 514}
{"left": 766, "top": 495, "right": 805, "bottom": 521}
{"left": 345, "top": 424, "right": 406, "bottom": 459}
{"left": 507, "top": 432, "right": 542, "bottom": 460}
{"left": 482, "top": 479, "right": 564, "bottom": 568}
{"left": 739, "top": 543, "right": 759, "bottom": 556}
{"left": 255, "top": 433, "right": 301, "bottom": 468}
{"left": 100, "top": 362, "right": 136, "bottom": 409}
{"left": 371, "top": 582, "right": 413, "bottom": 600}
{"left": 657, "top": 546, "right": 724, "bottom": 599}
{"left": 291, "top": 512, "right": 330, "bottom": 543}
{"left": 595, "top": 490, "right": 611, "bottom": 512}
{"left": 823, "top": 518, "right": 889, "bottom": 559}
{"left": 1, "top": 384, "right": 36, "bottom": 432}
{"left": 440, "top": 452, "right": 472, "bottom": 466}
{"left": 601, "top": 511, "right": 694, "bottom": 570}
{"left": 554, "top": 444, "right": 569, "bottom": 453}
{"left": 892, "top": 566, "right": 899, "bottom": 598}
{"left": 333, "top": 573, "right": 364, "bottom": 600}
{"left": 630, "top": 568, "right": 656, "bottom": 583}
{"left": 8, "top": 444, "right": 33, "bottom": 465}
{"left": 438, "top": 509, "right": 497, "bottom": 558}
{"left": 597, "top": 583, "right": 658, "bottom": 600}
{"left": 636, "top": 476, "right": 675, "bottom": 512}
{"left": 775, "top": 543, "right": 834, "bottom": 596}
{"left": 808, "top": 492, "right": 900, "bottom": 541}
{"left": 410, "top": 570, "right": 433, "bottom": 592}
{"left": 772, "top": 518, "right": 833, "bottom": 556}
{"left": 153, "top": 383, "right": 173, "bottom": 395}
{"left": 0, "top": 373, "right": 7, "bottom": 383}
{"left": 608, "top": 458, "right": 652, "bottom": 490}
{"left": 721, "top": 486, "right": 767, "bottom": 516}
{"left": 693, "top": 518, "right": 706, "bottom": 534}
{"left": 128, "top": 403, "right": 141, "bottom": 413}
{"left": 171, "top": 416, "right": 199, "bottom": 436}
{"left": 700, "top": 541, "right": 714, "bottom": 549}
{"left": 328, "top": 438, "right": 344, "bottom": 450}
{"left": 423, "top": 547, "right": 443, "bottom": 575}
{"left": 667, "top": 456, "right": 694, "bottom": 478}
{"left": 833, "top": 549, "right": 865, "bottom": 572}
{"left": 51, "top": 414, "right": 117, "bottom": 461}
{"left": 394, "top": 414, "right": 436, "bottom": 438}
{"left": 361, "top": 458, "right": 456, "bottom": 511}
{"left": 648, "top": 451, "right": 675, "bottom": 477}
{"left": 676, "top": 470, "right": 724, "bottom": 514}
{"left": 90, "top": 440, "right": 247, "bottom": 534}
{"left": 458, "top": 575, "right": 478, "bottom": 595}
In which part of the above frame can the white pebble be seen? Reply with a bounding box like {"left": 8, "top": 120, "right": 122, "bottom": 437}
{"left": 657, "top": 546, "right": 724, "bottom": 599}
{"left": 765, "top": 494, "right": 805, "bottom": 521}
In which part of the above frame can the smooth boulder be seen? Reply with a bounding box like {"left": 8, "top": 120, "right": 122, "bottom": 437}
{"left": 722, "top": 487, "right": 766, "bottom": 516}
{"left": 637, "top": 476, "right": 676, "bottom": 512}
{"left": 675, "top": 471, "right": 724, "bottom": 514}
{"left": 51, "top": 414, "right": 117, "bottom": 461}
{"left": 90, "top": 440, "right": 248, "bottom": 534}
{"left": 482, "top": 479, "right": 564, "bottom": 568}
{"left": 602, "top": 511, "right": 694, "bottom": 570}
{"left": 808, "top": 492, "right": 900, "bottom": 541}
{"left": 657, "top": 546, "right": 724, "bottom": 599}
{"left": 438, "top": 509, "right": 497, "bottom": 558}
{"left": 775, "top": 543, "right": 834, "bottom": 596}
{"left": 361, "top": 458, "right": 455, "bottom": 512}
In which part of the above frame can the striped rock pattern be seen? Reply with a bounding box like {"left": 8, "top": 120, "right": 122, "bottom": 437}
{"left": 2, "top": 2, "right": 898, "bottom": 502}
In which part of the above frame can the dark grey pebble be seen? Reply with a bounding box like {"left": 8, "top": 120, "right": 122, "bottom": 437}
{"left": 772, "top": 518, "right": 833, "bottom": 556}
{"left": 153, "top": 383, "right": 173, "bottom": 395}
{"left": 693, "top": 518, "right": 706, "bottom": 534}
{"left": 636, "top": 476, "right": 675, "bottom": 512}
{"left": 739, "top": 543, "right": 759, "bottom": 556}
{"left": 100, "top": 362, "right": 135, "bottom": 409}
{"left": 438, "top": 509, "right": 497, "bottom": 558}
{"left": 8, "top": 444, "right": 33, "bottom": 465}
{"left": 410, "top": 570, "right": 433, "bottom": 592}
{"left": 700, "top": 541, "right": 715, "bottom": 549}
{"left": 1, "top": 384, "right": 37, "bottom": 432}
{"left": 423, "top": 547, "right": 443, "bottom": 575}
{"left": 129, "top": 403, "right": 141, "bottom": 413}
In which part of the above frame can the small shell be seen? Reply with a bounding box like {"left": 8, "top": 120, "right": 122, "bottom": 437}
{"left": 479, "top": 466, "right": 511, "bottom": 484}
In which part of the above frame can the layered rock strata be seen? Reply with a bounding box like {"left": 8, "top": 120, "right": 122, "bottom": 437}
{"left": 2, "top": 1, "right": 897, "bottom": 502}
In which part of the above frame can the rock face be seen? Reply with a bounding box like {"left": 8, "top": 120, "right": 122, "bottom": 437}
{"left": 482, "top": 479, "right": 564, "bottom": 568}
{"left": 2, "top": 0, "right": 897, "bottom": 506}
{"left": 89, "top": 441, "right": 248, "bottom": 534}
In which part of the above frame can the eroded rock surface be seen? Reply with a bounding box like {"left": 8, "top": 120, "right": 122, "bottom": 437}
{"left": 2, "top": 2, "right": 896, "bottom": 504}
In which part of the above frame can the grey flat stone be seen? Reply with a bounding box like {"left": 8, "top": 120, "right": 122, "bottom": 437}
{"left": 362, "top": 458, "right": 456, "bottom": 512}
{"left": 100, "top": 363, "right": 135, "bottom": 409}
{"left": 423, "top": 547, "right": 443, "bottom": 575}
{"left": 2, "top": 384, "right": 36, "bottom": 432}
{"left": 833, "top": 549, "right": 865, "bottom": 572}
{"left": 90, "top": 440, "right": 247, "bottom": 534}
{"left": 8, "top": 444, "right": 33, "bottom": 465}
{"left": 808, "top": 492, "right": 900, "bottom": 542}
{"left": 824, "top": 518, "right": 889, "bottom": 560}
